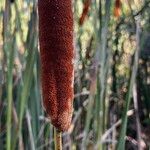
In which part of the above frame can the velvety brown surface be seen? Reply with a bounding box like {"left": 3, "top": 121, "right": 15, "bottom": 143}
{"left": 38, "top": 0, "right": 74, "bottom": 131}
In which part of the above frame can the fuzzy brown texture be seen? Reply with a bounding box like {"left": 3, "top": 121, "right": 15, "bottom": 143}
{"left": 79, "top": 0, "right": 91, "bottom": 26}
{"left": 114, "top": 0, "right": 121, "bottom": 18}
{"left": 38, "top": 0, "right": 74, "bottom": 131}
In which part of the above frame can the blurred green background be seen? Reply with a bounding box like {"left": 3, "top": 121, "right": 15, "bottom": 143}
{"left": 0, "top": 0, "right": 150, "bottom": 149}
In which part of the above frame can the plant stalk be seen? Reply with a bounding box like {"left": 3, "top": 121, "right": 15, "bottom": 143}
{"left": 54, "top": 128, "right": 62, "bottom": 150}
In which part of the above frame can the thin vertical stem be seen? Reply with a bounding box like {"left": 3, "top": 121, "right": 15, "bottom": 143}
{"left": 116, "top": 18, "right": 141, "bottom": 150}
{"left": 54, "top": 128, "right": 62, "bottom": 150}
{"left": 133, "top": 83, "right": 142, "bottom": 150}
{"left": 4, "top": 0, "right": 14, "bottom": 148}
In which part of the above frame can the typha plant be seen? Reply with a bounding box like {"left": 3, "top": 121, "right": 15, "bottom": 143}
{"left": 114, "top": 0, "right": 121, "bottom": 18}
{"left": 79, "top": 0, "right": 91, "bottom": 26}
{"left": 38, "top": 0, "right": 74, "bottom": 148}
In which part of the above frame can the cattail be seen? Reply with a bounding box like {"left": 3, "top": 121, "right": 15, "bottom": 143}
{"left": 79, "top": 0, "right": 91, "bottom": 26}
{"left": 114, "top": 0, "right": 121, "bottom": 18}
{"left": 38, "top": 0, "right": 74, "bottom": 131}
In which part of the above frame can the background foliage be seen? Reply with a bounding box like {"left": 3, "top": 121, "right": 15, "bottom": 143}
{"left": 0, "top": 0, "right": 150, "bottom": 149}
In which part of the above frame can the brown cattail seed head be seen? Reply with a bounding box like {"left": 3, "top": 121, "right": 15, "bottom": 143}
{"left": 114, "top": 0, "right": 121, "bottom": 18}
{"left": 38, "top": 0, "right": 74, "bottom": 131}
{"left": 79, "top": 0, "right": 91, "bottom": 26}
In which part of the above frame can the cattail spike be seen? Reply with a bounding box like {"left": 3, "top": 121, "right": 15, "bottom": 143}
{"left": 79, "top": 0, "right": 91, "bottom": 26}
{"left": 114, "top": 0, "right": 121, "bottom": 18}
{"left": 38, "top": 0, "right": 74, "bottom": 131}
